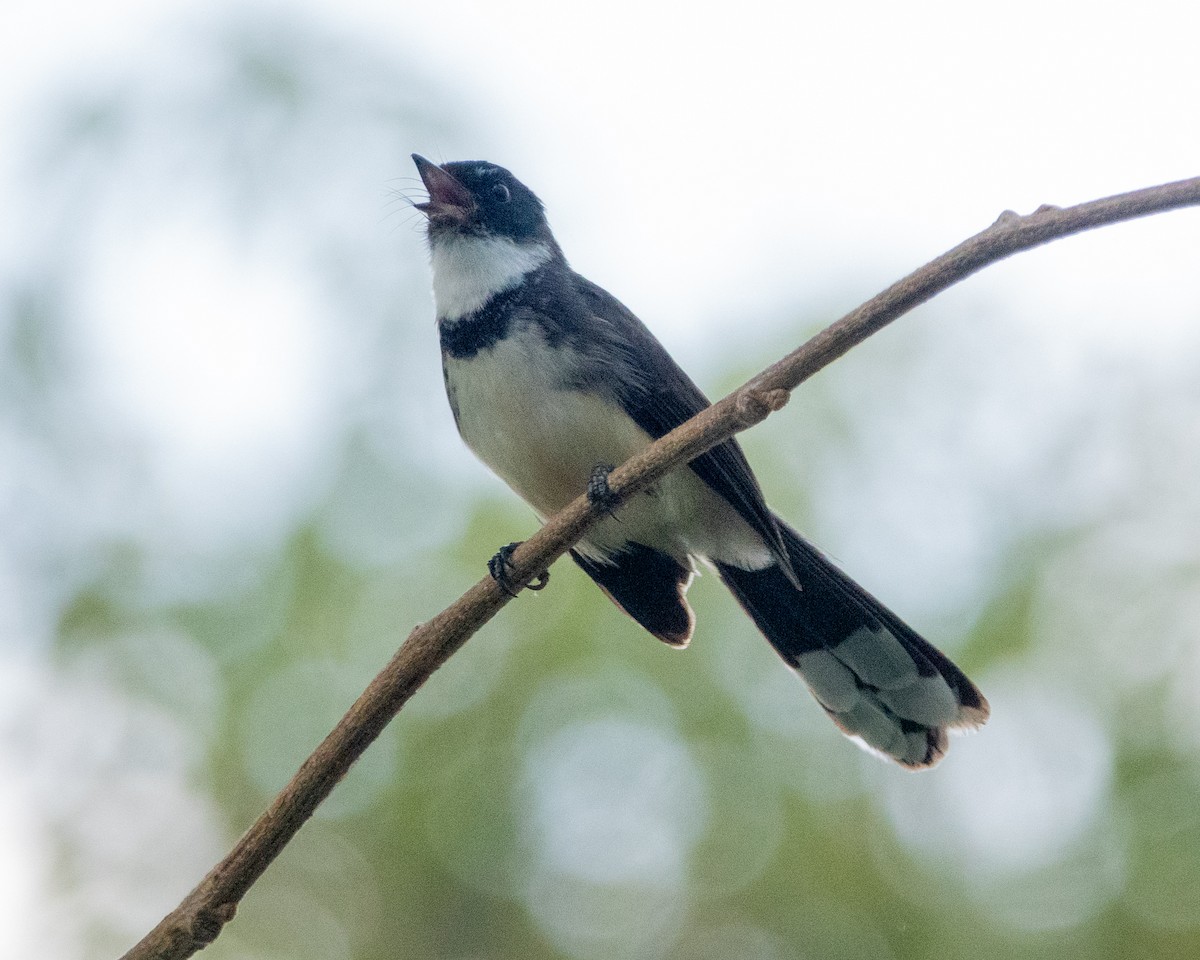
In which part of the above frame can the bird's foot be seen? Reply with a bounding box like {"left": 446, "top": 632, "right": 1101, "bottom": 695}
{"left": 587, "top": 463, "right": 620, "bottom": 517}
{"left": 488, "top": 541, "right": 550, "bottom": 596}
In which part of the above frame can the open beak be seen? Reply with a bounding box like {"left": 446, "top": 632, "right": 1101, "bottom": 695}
{"left": 412, "top": 154, "right": 474, "bottom": 224}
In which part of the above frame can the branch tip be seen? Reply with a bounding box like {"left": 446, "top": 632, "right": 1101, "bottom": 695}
{"left": 735, "top": 387, "right": 790, "bottom": 425}
{"left": 762, "top": 388, "right": 791, "bottom": 412}
{"left": 191, "top": 904, "right": 234, "bottom": 945}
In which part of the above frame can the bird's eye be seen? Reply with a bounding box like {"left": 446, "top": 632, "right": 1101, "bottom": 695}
{"left": 491, "top": 183, "right": 512, "bottom": 203}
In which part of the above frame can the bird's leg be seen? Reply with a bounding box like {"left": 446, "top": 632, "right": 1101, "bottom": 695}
{"left": 587, "top": 463, "right": 620, "bottom": 517}
{"left": 488, "top": 541, "right": 549, "bottom": 596}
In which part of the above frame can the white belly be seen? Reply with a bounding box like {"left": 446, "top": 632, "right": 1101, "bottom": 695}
{"left": 444, "top": 331, "right": 771, "bottom": 569}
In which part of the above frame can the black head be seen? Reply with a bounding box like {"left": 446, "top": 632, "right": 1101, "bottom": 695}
{"left": 412, "top": 155, "right": 554, "bottom": 246}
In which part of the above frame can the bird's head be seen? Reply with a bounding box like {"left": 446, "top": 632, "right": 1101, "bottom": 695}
{"left": 412, "top": 155, "right": 562, "bottom": 321}
{"left": 412, "top": 155, "right": 554, "bottom": 248}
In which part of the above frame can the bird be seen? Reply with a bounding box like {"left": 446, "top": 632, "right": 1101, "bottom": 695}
{"left": 411, "top": 154, "right": 988, "bottom": 768}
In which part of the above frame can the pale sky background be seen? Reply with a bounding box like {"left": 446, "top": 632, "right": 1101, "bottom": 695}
{"left": 4, "top": 0, "right": 1196, "bottom": 546}
{"left": 1, "top": 1, "right": 1198, "bottom": 957}
{"left": 4, "top": 0, "right": 1199, "bottom": 355}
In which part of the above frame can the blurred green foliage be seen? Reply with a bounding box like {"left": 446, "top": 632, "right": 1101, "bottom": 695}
{"left": 2, "top": 12, "right": 1199, "bottom": 960}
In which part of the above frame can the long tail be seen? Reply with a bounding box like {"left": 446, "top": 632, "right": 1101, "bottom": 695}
{"left": 715, "top": 518, "right": 988, "bottom": 768}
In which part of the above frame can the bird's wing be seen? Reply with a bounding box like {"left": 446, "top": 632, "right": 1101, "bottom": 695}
{"left": 574, "top": 277, "right": 791, "bottom": 572}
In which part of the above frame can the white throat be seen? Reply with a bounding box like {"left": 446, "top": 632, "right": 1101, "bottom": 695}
{"left": 430, "top": 234, "right": 552, "bottom": 322}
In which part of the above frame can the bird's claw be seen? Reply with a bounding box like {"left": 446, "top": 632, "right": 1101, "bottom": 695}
{"left": 488, "top": 541, "right": 549, "bottom": 596}
{"left": 587, "top": 463, "right": 620, "bottom": 517}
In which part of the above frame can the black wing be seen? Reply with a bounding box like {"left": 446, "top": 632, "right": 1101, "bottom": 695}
{"left": 573, "top": 276, "right": 791, "bottom": 573}
{"left": 571, "top": 543, "right": 695, "bottom": 647}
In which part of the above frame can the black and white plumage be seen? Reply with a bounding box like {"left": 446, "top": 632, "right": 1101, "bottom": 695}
{"left": 413, "top": 155, "right": 988, "bottom": 767}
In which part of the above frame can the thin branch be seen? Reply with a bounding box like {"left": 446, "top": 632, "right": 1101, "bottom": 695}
{"left": 121, "top": 175, "right": 1200, "bottom": 960}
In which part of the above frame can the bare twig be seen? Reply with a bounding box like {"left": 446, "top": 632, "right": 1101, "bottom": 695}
{"left": 121, "top": 176, "right": 1200, "bottom": 959}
